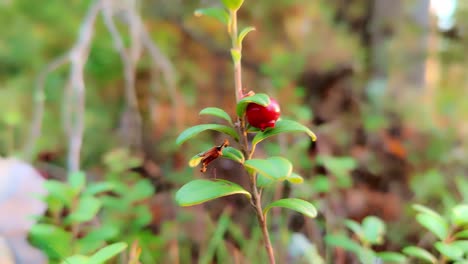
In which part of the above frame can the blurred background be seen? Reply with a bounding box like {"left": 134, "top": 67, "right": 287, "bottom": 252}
{"left": 0, "top": 0, "right": 467, "bottom": 263}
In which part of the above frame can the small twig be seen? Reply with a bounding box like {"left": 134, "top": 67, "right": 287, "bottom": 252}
{"left": 24, "top": 54, "right": 69, "bottom": 161}
{"left": 102, "top": 0, "right": 143, "bottom": 151}
{"left": 65, "top": 0, "right": 103, "bottom": 172}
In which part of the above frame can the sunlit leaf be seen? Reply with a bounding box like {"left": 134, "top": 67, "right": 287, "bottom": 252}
{"left": 175, "top": 179, "right": 251, "bottom": 206}
{"left": 199, "top": 107, "right": 233, "bottom": 125}
{"left": 44, "top": 180, "right": 74, "bottom": 207}
{"left": 362, "top": 216, "right": 386, "bottom": 245}
{"left": 263, "top": 198, "right": 317, "bottom": 219}
{"left": 221, "top": 146, "right": 245, "bottom": 164}
{"left": 435, "top": 242, "right": 463, "bottom": 261}
{"left": 451, "top": 204, "right": 468, "bottom": 226}
{"left": 402, "top": 246, "right": 436, "bottom": 263}
{"left": 88, "top": 242, "right": 127, "bottom": 264}
{"left": 286, "top": 172, "right": 304, "bottom": 184}
{"left": 221, "top": 0, "right": 243, "bottom": 10}
{"left": 60, "top": 255, "right": 89, "bottom": 264}
{"left": 325, "top": 234, "right": 361, "bottom": 254}
{"left": 245, "top": 156, "right": 292, "bottom": 181}
{"left": 452, "top": 240, "right": 468, "bottom": 254}
{"left": 30, "top": 224, "right": 73, "bottom": 259}
{"left": 345, "top": 219, "right": 363, "bottom": 239}
{"left": 83, "top": 182, "right": 118, "bottom": 196}
{"left": 194, "top": 7, "right": 229, "bottom": 25}
{"left": 252, "top": 119, "right": 317, "bottom": 146}
{"left": 176, "top": 124, "right": 239, "bottom": 146}
{"left": 455, "top": 230, "right": 468, "bottom": 239}
{"left": 236, "top": 93, "right": 270, "bottom": 117}
{"left": 416, "top": 213, "right": 448, "bottom": 240}
{"left": 68, "top": 171, "right": 86, "bottom": 193}
{"left": 413, "top": 204, "right": 443, "bottom": 219}
{"left": 65, "top": 196, "right": 101, "bottom": 224}
{"left": 238, "top": 26, "right": 255, "bottom": 47}
{"left": 77, "top": 226, "right": 119, "bottom": 254}
{"left": 377, "top": 252, "right": 407, "bottom": 263}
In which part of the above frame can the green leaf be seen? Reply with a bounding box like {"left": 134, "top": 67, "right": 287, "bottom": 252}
{"left": 376, "top": 252, "right": 407, "bottom": 263}
{"left": 316, "top": 155, "right": 356, "bottom": 188}
{"left": 416, "top": 213, "right": 449, "bottom": 240}
{"left": 455, "top": 230, "right": 468, "bottom": 239}
{"left": 245, "top": 156, "right": 292, "bottom": 181}
{"left": 29, "top": 224, "right": 73, "bottom": 259}
{"left": 252, "top": 119, "right": 317, "bottom": 147}
{"left": 263, "top": 198, "right": 317, "bottom": 219}
{"left": 286, "top": 172, "right": 304, "bottom": 184}
{"left": 402, "top": 246, "right": 437, "bottom": 263}
{"left": 325, "top": 234, "right": 361, "bottom": 254}
{"left": 345, "top": 219, "right": 363, "bottom": 239}
{"left": 236, "top": 93, "right": 270, "bottom": 117}
{"left": 230, "top": 48, "right": 241, "bottom": 64}
{"left": 413, "top": 204, "right": 443, "bottom": 219}
{"left": 83, "top": 182, "right": 118, "bottom": 196}
{"left": 237, "top": 26, "right": 255, "bottom": 47}
{"left": 44, "top": 180, "right": 74, "bottom": 207}
{"left": 199, "top": 107, "right": 233, "bottom": 125}
{"left": 176, "top": 124, "right": 239, "bottom": 146}
{"left": 88, "top": 242, "right": 128, "bottom": 264}
{"left": 362, "top": 216, "right": 386, "bottom": 245}
{"left": 221, "top": 0, "right": 243, "bottom": 10}
{"left": 194, "top": 7, "right": 229, "bottom": 25}
{"left": 257, "top": 173, "right": 274, "bottom": 187}
{"left": 175, "top": 179, "right": 251, "bottom": 206}
{"left": 435, "top": 242, "right": 463, "bottom": 261}
{"left": 60, "top": 255, "right": 89, "bottom": 264}
{"left": 68, "top": 171, "right": 86, "bottom": 193}
{"left": 126, "top": 179, "right": 154, "bottom": 202}
{"left": 221, "top": 146, "right": 245, "bottom": 164}
{"left": 77, "top": 226, "right": 119, "bottom": 254}
{"left": 188, "top": 154, "right": 204, "bottom": 167}
{"left": 452, "top": 240, "right": 468, "bottom": 254}
{"left": 451, "top": 204, "right": 468, "bottom": 226}
{"left": 66, "top": 196, "right": 101, "bottom": 224}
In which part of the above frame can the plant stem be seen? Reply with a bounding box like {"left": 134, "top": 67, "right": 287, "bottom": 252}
{"left": 230, "top": 10, "right": 244, "bottom": 102}
{"left": 229, "top": 8, "right": 276, "bottom": 264}
{"left": 252, "top": 181, "right": 276, "bottom": 264}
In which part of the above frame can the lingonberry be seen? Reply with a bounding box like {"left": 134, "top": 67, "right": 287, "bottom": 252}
{"left": 246, "top": 98, "right": 281, "bottom": 131}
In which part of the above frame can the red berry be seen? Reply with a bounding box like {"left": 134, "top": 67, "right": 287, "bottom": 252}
{"left": 246, "top": 98, "right": 281, "bottom": 131}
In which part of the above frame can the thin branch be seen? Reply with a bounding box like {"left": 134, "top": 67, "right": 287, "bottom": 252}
{"left": 139, "top": 22, "right": 181, "bottom": 130}
{"left": 66, "top": 0, "right": 103, "bottom": 172}
{"left": 24, "top": 54, "right": 69, "bottom": 161}
{"left": 102, "top": 0, "right": 143, "bottom": 151}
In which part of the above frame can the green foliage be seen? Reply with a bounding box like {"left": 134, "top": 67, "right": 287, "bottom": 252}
{"left": 252, "top": 119, "right": 317, "bottom": 146}
{"left": 237, "top": 26, "right": 256, "bottom": 48}
{"left": 327, "top": 216, "right": 405, "bottom": 263}
{"left": 176, "top": 124, "right": 239, "bottom": 146}
{"left": 263, "top": 198, "right": 317, "bottom": 219}
{"left": 175, "top": 179, "right": 251, "bottom": 206}
{"left": 245, "top": 156, "right": 292, "bottom": 181}
{"left": 194, "top": 7, "right": 230, "bottom": 25}
{"left": 30, "top": 150, "right": 155, "bottom": 263}
{"left": 221, "top": 0, "right": 244, "bottom": 11}
{"left": 199, "top": 107, "right": 233, "bottom": 125}
{"left": 402, "top": 203, "right": 468, "bottom": 263}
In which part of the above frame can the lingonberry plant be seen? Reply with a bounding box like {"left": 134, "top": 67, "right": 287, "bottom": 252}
{"left": 174, "top": 0, "right": 317, "bottom": 263}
